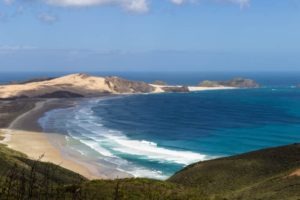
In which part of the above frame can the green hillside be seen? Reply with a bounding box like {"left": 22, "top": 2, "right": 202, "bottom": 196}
{"left": 0, "top": 143, "right": 86, "bottom": 199}
{"left": 0, "top": 142, "right": 299, "bottom": 199}
{"left": 169, "top": 143, "right": 300, "bottom": 199}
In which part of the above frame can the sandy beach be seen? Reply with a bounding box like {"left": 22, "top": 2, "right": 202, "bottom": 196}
{"left": 0, "top": 99, "right": 106, "bottom": 180}
{"left": 0, "top": 82, "right": 238, "bottom": 181}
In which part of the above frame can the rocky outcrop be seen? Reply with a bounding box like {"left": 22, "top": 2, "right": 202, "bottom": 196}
{"left": 225, "top": 78, "right": 260, "bottom": 88}
{"left": 152, "top": 80, "right": 168, "bottom": 86}
{"left": 105, "top": 76, "right": 155, "bottom": 93}
{"left": 161, "top": 86, "right": 189, "bottom": 93}
{"left": 199, "top": 78, "right": 259, "bottom": 88}
{"left": 198, "top": 80, "right": 222, "bottom": 87}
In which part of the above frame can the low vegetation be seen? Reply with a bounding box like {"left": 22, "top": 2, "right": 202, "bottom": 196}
{"left": 0, "top": 144, "right": 85, "bottom": 199}
{"left": 0, "top": 142, "right": 299, "bottom": 199}
{"left": 170, "top": 143, "right": 300, "bottom": 199}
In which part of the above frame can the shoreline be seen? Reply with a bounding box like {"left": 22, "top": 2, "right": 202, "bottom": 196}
{"left": 1, "top": 98, "right": 108, "bottom": 180}
{"left": 0, "top": 87, "right": 239, "bottom": 180}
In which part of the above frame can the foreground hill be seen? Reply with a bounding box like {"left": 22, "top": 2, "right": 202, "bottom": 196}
{"left": 169, "top": 143, "right": 300, "bottom": 199}
{"left": 0, "top": 143, "right": 86, "bottom": 199}
{"left": 0, "top": 140, "right": 299, "bottom": 199}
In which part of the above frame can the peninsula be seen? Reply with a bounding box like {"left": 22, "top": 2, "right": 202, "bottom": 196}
{"left": 0, "top": 73, "right": 257, "bottom": 100}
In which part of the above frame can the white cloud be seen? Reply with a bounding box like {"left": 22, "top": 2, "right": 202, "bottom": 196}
{"left": 3, "top": 0, "right": 13, "bottom": 5}
{"left": 2, "top": 0, "right": 250, "bottom": 13}
{"left": 45, "top": 0, "right": 148, "bottom": 13}
{"left": 169, "top": 0, "right": 200, "bottom": 5}
{"left": 0, "top": 45, "right": 37, "bottom": 55}
{"left": 170, "top": 0, "right": 186, "bottom": 5}
{"left": 169, "top": 0, "right": 250, "bottom": 7}
{"left": 227, "top": 0, "right": 250, "bottom": 7}
{"left": 45, "top": 0, "right": 111, "bottom": 7}
{"left": 122, "top": 0, "right": 148, "bottom": 13}
{"left": 0, "top": 45, "right": 37, "bottom": 51}
{"left": 38, "top": 13, "right": 58, "bottom": 24}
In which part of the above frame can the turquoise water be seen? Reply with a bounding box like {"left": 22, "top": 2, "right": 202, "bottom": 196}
{"left": 39, "top": 87, "right": 300, "bottom": 179}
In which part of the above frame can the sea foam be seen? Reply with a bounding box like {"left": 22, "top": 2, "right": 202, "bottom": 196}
{"left": 38, "top": 98, "right": 208, "bottom": 179}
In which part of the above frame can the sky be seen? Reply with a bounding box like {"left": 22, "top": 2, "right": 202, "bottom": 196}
{"left": 0, "top": 0, "right": 300, "bottom": 72}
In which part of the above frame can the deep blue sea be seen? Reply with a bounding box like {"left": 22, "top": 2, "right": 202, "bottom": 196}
{"left": 2, "top": 72, "right": 300, "bottom": 179}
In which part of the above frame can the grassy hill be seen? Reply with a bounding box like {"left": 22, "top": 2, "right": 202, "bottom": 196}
{"left": 169, "top": 143, "right": 300, "bottom": 199}
{"left": 0, "top": 142, "right": 299, "bottom": 199}
{"left": 0, "top": 143, "right": 85, "bottom": 199}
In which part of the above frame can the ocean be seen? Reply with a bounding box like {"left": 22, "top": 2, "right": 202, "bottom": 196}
{"left": 2, "top": 71, "right": 300, "bottom": 179}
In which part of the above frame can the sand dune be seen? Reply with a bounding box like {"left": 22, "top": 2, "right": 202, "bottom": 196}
{"left": 0, "top": 74, "right": 114, "bottom": 99}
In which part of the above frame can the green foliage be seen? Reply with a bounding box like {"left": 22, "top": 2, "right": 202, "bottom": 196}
{"left": 169, "top": 143, "right": 300, "bottom": 199}
{"left": 77, "top": 178, "right": 202, "bottom": 200}
{"left": 0, "top": 143, "right": 299, "bottom": 199}
{"left": 0, "top": 144, "right": 85, "bottom": 184}
{"left": 0, "top": 144, "right": 86, "bottom": 199}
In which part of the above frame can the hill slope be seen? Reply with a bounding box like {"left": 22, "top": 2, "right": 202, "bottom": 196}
{"left": 0, "top": 137, "right": 299, "bottom": 199}
{"left": 0, "top": 143, "right": 85, "bottom": 183}
{"left": 169, "top": 143, "right": 300, "bottom": 199}
{"left": 64, "top": 143, "right": 300, "bottom": 199}
{"left": 0, "top": 143, "right": 86, "bottom": 199}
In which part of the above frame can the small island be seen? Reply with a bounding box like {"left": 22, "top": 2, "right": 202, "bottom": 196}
{"left": 198, "top": 77, "right": 260, "bottom": 88}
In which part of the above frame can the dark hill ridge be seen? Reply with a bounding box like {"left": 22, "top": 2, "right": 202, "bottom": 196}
{"left": 0, "top": 139, "right": 299, "bottom": 199}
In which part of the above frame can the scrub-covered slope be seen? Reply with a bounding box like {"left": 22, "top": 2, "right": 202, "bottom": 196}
{"left": 0, "top": 142, "right": 299, "bottom": 199}
{"left": 169, "top": 143, "right": 300, "bottom": 199}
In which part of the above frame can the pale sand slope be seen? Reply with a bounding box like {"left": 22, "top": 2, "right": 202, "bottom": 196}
{"left": 0, "top": 101, "right": 104, "bottom": 180}
{"left": 0, "top": 73, "right": 115, "bottom": 99}
{"left": 290, "top": 169, "right": 300, "bottom": 177}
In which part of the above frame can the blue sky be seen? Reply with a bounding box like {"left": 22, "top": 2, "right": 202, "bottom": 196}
{"left": 0, "top": 0, "right": 300, "bottom": 72}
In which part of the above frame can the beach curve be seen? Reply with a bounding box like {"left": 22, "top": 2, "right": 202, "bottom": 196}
{"left": 0, "top": 99, "right": 106, "bottom": 180}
